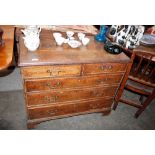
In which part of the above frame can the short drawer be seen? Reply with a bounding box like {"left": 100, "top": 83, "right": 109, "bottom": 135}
{"left": 25, "top": 74, "right": 123, "bottom": 92}
{"left": 26, "top": 86, "right": 118, "bottom": 106}
{"left": 28, "top": 98, "right": 113, "bottom": 120}
{"left": 21, "top": 65, "right": 81, "bottom": 79}
{"left": 83, "top": 63, "right": 127, "bottom": 75}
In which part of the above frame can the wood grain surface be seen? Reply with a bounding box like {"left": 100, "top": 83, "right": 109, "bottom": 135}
{"left": 0, "top": 25, "right": 14, "bottom": 70}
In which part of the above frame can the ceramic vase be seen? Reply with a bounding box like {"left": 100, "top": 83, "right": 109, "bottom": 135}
{"left": 95, "top": 25, "right": 108, "bottom": 43}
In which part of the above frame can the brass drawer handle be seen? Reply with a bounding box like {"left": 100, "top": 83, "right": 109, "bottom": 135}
{"left": 89, "top": 103, "right": 100, "bottom": 109}
{"left": 45, "top": 81, "right": 62, "bottom": 89}
{"left": 47, "top": 69, "right": 53, "bottom": 76}
{"left": 92, "top": 90, "right": 103, "bottom": 97}
{"left": 99, "top": 65, "right": 112, "bottom": 70}
{"left": 44, "top": 95, "right": 58, "bottom": 103}
{"left": 47, "top": 69, "right": 65, "bottom": 76}
{"left": 96, "top": 78, "right": 108, "bottom": 84}
{"left": 47, "top": 109, "right": 58, "bottom": 115}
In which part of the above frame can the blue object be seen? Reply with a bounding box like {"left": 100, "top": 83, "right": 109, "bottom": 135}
{"left": 95, "top": 25, "right": 108, "bottom": 43}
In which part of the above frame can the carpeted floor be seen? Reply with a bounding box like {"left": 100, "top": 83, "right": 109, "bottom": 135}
{"left": 0, "top": 68, "right": 155, "bottom": 130}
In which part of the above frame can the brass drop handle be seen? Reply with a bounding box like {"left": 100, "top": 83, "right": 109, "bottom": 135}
{"left": 47, "top": 69, "right": 65, "bottom": 76}
{"left": 92, "top": 90, "right": 103, "bottom": 97}
{"left": 44, "top": 95, "right": 58, "bottom": 103}
{"left": 47, "top": 69, "right": 53, "bottom": 76}
{"left": 47, "top": 109, "right": 58, "bottom": 115}
{"left": 56, "top": 81, "right": 61, "bottom": 86}
{"left": 96, "top": 77, "right": 108, "bottom": 84}
{"left": 46, "top": 82, "right": 54, "bottom": 89}
{"left": 99, "top": 65, "right": 112, "bottom": 70}
{"left": 89, "top": 103, "right": 100, "bottom": 109}
{"left": 46, "top": 81, "right": 62, "bottom": 89}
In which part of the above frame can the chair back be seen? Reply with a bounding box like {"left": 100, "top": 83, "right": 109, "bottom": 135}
{"left": 129, "top": 51, "right": 155, "bottom": 87}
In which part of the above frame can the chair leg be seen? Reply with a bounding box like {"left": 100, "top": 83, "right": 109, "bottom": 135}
{"left": 135, "top": 89, "right": 155, "bottom": 118}
{"left": 139, "top": 95, "right": 144, "bottom": 103}
{"left": 113, "top": 100, "right": 118, "bottom": 110}
{"left": 113, "top": 61, "right": 134, "bottom": 111}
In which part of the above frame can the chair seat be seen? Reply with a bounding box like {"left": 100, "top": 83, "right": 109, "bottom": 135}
{"left": 126, "top": 79, "right": 153, "bottom": 95}
{"left": 129, "top": 74, "right": 155, "bottom": 87}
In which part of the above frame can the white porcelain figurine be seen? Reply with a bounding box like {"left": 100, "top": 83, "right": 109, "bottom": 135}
{"left": 82, "top": 37, "right": 90, "bottom": 46}
{"left": 68, "top": 40, "right": 81, "bottom": 48}
{"left": 66, "top": 31, "right": 74, "bottom": 38}
{"left": 78, "top": 32, "right": 85, "bottom": 40}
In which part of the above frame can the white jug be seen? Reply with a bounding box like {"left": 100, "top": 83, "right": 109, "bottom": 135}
{"left": 21, "top": 25, "right": 41, "bottom": 51}
{"left": 21, "top": 25, "right": 41, "bottom": 36}
{"left": 23, "top": 33, "right": 40, "bottom": 51}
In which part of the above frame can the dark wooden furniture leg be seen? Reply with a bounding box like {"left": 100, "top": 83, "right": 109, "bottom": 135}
{"left": 27, "top": 122, "right": 36, "bottom": 129}
{"left": 135, "top": 89, "right": 155, "bottom": 118}
{"left": 113, "top": 52, "right": 135, "bottom": 110}
{"left": 102, "top": 109, "right": 111, "bottom": 116}
{"left": 139, "top": 95, "right": 144, "bottom": 103}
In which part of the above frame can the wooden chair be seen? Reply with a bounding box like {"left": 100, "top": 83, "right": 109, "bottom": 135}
{"left": 113, "top": 50, "right": 155, "bottom": 118}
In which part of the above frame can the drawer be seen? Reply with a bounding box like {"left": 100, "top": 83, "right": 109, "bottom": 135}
{"left": 28, "top": 98, "right": 113, "bottom": 120}
{"left": 21, "top": 65, "right": 81, "bottom": 79}
{"left": 83, "top": 63, "right": 127, "bottom": 75}
{"left": 25, "top": 74, "right": 123, "bottom": 92}
{"left": 26, "top": 86, "right": 118, "bottom": 106}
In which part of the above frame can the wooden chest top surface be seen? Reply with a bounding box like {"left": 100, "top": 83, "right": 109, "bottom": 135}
{"left": 18, "top": 29, "right": 130, "bottom": 67}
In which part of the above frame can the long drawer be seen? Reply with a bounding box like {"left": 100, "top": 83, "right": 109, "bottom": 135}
{"left": 26, "top": 86, "right": 118, "bottom": 106}
{"left": 27, "top": 98, "right": 113, "bottom": 120}
{"left": 24, "top": 73, "right": 123, "bottom": 92}
{"left": 83, "top": 63, "right": 127, "bottom": 75}
{"left": 21, "top": 65, "right": 81, "bottom": 79}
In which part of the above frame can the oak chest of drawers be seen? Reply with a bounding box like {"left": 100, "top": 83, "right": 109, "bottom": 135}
{"left": 17, "top": 29, "right": 130, "bottom": 129}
